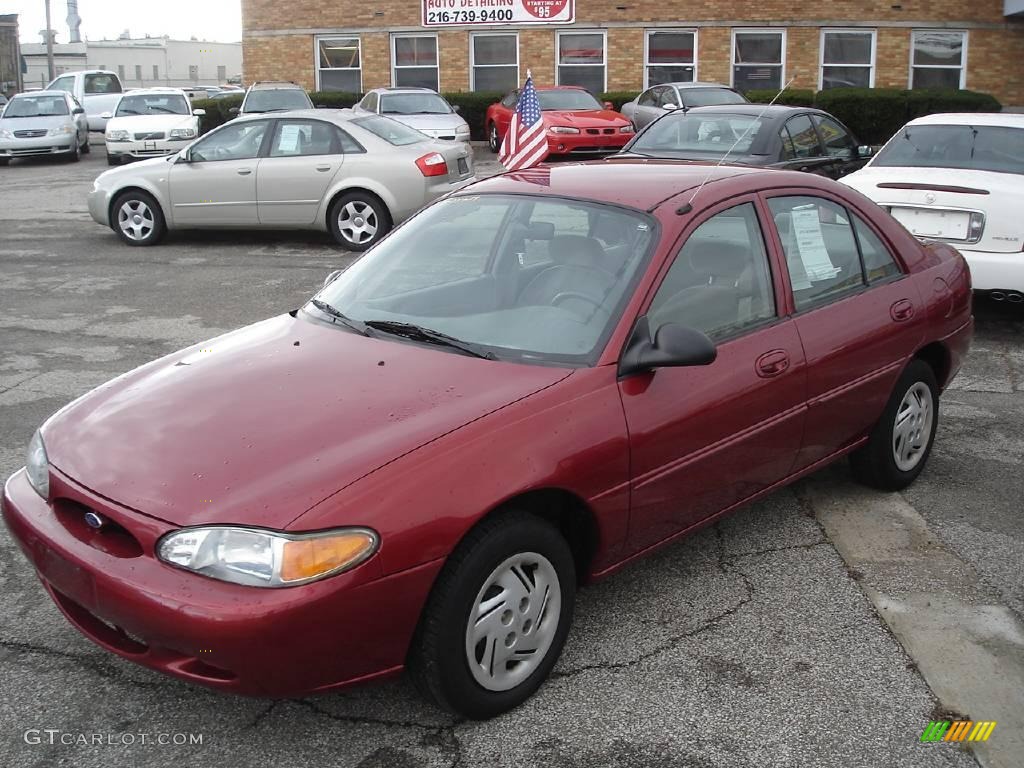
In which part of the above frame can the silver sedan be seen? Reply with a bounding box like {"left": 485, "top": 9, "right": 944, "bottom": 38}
{"left": 87, "top": 109, "right": 475, "bottom": 250}
{"left": 0, "top": 91, "right": 90, "bottom": 165}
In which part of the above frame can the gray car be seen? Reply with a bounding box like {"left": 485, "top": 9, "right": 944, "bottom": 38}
{"left": 87, "top": 109, "right": 475, "bottom": 250}
{"left": 231, "top": 81, "right": 314, "bottom": 118}
{"left": 355, "top": 88, "right": 470, "bottom": 143}
{"left": 620, "top": 82, "right": 748, "bottom": 131}
{"left": 0, "top": 90, "right": 90, "bottom": 165}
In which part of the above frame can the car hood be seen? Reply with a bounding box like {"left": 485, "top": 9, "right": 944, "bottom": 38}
{"left": 543, "top": 109, "right": 630, "bottom": 128}
{"left": 0, "top": 114, "right": 73, "bottom": 131}
{"left": 384, "top": 113, "right": 468, "bottom": 133}
{"left": 42, "top": 312, "right": 571, "bottom": 529}
{"left": 106, "top": 113, "right": 197, "bottom": 134}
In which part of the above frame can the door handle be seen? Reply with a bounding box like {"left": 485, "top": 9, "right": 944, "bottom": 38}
{"left": 756, "top": 350, "right": 791, "bottom": 378}
{"left": 315, "top": 165, "right": 332, "bottom": 172}
{"left": 236, "top": 168, "right": 252, "bottom": 176}
{"left": 890, "top": 299, "right": 915, "bottom": 322}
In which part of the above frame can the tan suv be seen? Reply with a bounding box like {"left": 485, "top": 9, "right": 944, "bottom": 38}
{"left": 230, "top": 81, "right": 313, "bottom": 117}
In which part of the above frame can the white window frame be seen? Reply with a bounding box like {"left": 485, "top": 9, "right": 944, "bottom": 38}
{"left": 909, "top": 29, "right": 968, "bottom": 90}
{"left": 818, "top": 28, "right": 876, "bottom": 90}
{"left": 643, "top": 29, "right": 699, "bottom": 89}
{"left": 314, "top": 35, "right": 363, "bottom": 93}
{"left": 470, "top": 31, "right": 519, "bottom": 92}
{"left": 391, "top": 33, "right": 440, "bottom": 91}
{"left": 555, "top": 29, "right": 607, "bottom": 93}
{"left": 730, "top": 28, "right": 787, "bottom": 92}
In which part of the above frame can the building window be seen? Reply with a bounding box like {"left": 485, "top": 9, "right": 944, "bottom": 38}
{"left": 645, "top": 30, "right": 697, "bottom": 88}
{"left": 557, "top": 31, "right": 606, "bottom": 94}
{"left": 392, "top": 34, "right": 439, "bottom": 91}
{"left": 471, "top": 33, "right": 518, "bottom": 92}
{"left": 316, "top": 36, "right": 361, "bottom": 92}
{"left": 135, "top": 64, "right": 142, "bottom": 82}
{"left": 153, "top": 65, "right": 159, "bottom": 81}
{"left": 820, "top": 29, "right": 875, "bottom": 89}
{"left": 911, "top": 30, "right": 967, "bottom": 89}
{"left": 117, "top": 64, "right": 125, "bottom": 81}
{"left": 732, "top": 29, "right": 785, "bottom": 92}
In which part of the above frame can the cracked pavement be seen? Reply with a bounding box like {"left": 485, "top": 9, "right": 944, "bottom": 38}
{"left": 1, "top": 148, "right": 1020, "bottom": 767}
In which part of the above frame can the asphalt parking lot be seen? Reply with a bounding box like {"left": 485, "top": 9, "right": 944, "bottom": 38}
{"left": 1, "top": 146, "right": 1022, "bottom": 768}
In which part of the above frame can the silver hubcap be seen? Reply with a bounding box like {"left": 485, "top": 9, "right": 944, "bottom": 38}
{"left": 338, "top": 200, "right": 378, "bottom": 245}
{"left": 491, "top": 126, "right": 498, "bottom": 147}
{"left": 893, "top": 381, "right": 933, "bottom": 471}
{"left": 117, "top": 200, "right": 154, "bottom": 241}
{"left": 465, "top": 552, "right": 561, "bottom": 692}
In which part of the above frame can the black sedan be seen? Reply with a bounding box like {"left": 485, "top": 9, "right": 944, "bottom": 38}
{"left": 616, "top": 104, "right": 872, "bottom": 180}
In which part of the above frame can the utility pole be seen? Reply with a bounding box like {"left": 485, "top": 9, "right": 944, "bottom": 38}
{"left": 44, "top": 0, "right": 54, "bottom": 83}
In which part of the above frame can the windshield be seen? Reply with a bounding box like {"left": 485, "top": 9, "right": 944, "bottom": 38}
{"left": 244, "top": 88, "right": 312, "bottom": 113}
{"left": 313, "top": 194, "right": 657, "bottom": 365}
{"left": 381, "top": 93, "right": 452, "bottom": 115}
{"left": 682, "top": 88, "right": 748, "bottom": 108}
{"left": 873, "top": 124, "right": 1024, "bottom": 175}
{"left": 537, "top": 90, "right": 603, "bottom": 111}
{"left": 3, "top": 95, "right": 69, "bottom": 118}
{"left": 116, "top": 93, "right": 191, "bottom": 117}
{"left": 352, "top": 115, "right": 426, "bottom": 146}
{"left": 630, "top": 113, "right": 764, "bottom": 157}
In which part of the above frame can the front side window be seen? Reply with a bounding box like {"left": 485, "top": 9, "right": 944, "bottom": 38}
{"left": 315, "top": 194, "right": 657, "bottom": 365}
{"left": 393, "top": 35, "right": 439, "bottom": 91}
{"left": 820, "top": 30, "right": 875, "bottom": 89}
{"left": 190, "top": 121, "right": 268, "bottom": 162}
{"left": 317, "top": 37, "right": 362, "bottom": 92}
{"left": 649, "top": 202, "right": 775, "bottom": 341}
{"left": 557, "top": 32, "right": 606, "bottom": 94}
{"left": 86, "top": 73, "right": 122, "bottom": 94}
{"left": 268, "top": 120, "right": 340, "bottom": 157}
{"left": 872, "top": 124, "right": 1024, "bottom": 175}
{"left": 732, "top": 30, "right": 784, "bottom": 93}
{"left": 813, "top": 114, "right": 855, "bottom": 158}
{"left": 782, "top": 114, "right": 823, "bottom": 159}
{"left": 352, "top": 115, "right": 427, "bottom": 146}
{"left": 645, "top": 30, "right": 696, "bottom": 87}
{"left": 768, "top": 196, "right": 867, "bottom": 309}
{"left": 359, "top": 92, "right": 379, "bottom": 112}
{"left": 50, "top": 75, "right": 74, "bottom": 93}
{"left": 911, "top": 30, "right": 967, "bottom": 89}
{"left": 115, "top": 93, "right": 190, "bottom": 117}
{"left": 629, "top": 112, "right": 765, "bottom": 157}
{"left": 472, "top": 33, "right": 518, "bottom": 92}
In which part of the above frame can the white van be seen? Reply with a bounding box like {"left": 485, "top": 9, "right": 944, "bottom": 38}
{"left": 46, "top": 70, "right": 124, "bottom": 131}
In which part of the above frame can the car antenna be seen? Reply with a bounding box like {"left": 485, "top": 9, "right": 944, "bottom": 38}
{"left": 676, "top": 75, "right": 797, "bottom": 215}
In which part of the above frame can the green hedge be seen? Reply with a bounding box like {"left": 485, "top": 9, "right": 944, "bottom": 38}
{"left": 745, "top": 88, "right": 816, "bottom": 107}
{"left": 444, "top": 91, "right": 503, "bottom": 140}
{"left": 599, "top": 91, "right": 641, "bottom": 112}
{"left": 309, "top": 91, "right": 362, "bottom": 109}
{"left": 192, "top": 95, "right": 242, "bottom": 134}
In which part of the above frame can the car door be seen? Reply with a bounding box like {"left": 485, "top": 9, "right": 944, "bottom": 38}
{"left": 168, "top": 119, "right": 269, "bottom": 226}
{"left": 257, "top": 118, "right": 346, "bottom": 226}
{"left": 632, "top": 87, "right": 663, "bottom": 130}
{"left": 776, "top": 113, "right": 832, "bottom": 175}
{"left": 811, "top": 113, "right": 863, "bottom": 179}
{"left": 618, "top": 198, "right": 807, "bottom": 554}
{"left": 763, "top": 192, "right": 925, "bottom": 471}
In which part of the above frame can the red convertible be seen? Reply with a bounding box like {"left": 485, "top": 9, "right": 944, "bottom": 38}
{"left": 3, "top": 161, "right": 971, "bottom": 719}
{"left": 485, "top": 85, "right": 634, "bottom": 155}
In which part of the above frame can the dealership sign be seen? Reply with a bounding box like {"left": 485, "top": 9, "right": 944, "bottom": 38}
{"left": 422, "top": 0, "right": 574, "bottom": 26}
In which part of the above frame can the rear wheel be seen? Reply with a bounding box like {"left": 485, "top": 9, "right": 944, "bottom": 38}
{"left": 488, "top": 123, "right": 500, "bottom": 153}
{"left": 106, "top": 152, "right": 120, "bottom": 166}
{"left": 850, "top": 359, "right": 938, "bottom": 491}
{"left": 328, "top": 191, "right": 390, "bottom": 251}
{"left": 408, "top": 510, "right": 575, "bottom": 719}
{"left": 111, "top": 190, "right": 166, "bottom": 246}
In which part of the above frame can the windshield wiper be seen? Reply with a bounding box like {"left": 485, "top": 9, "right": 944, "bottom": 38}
{"left": 118, "top": 109, "right": 141, "bottom": 115}
{"left": 308, "top": 299, "right": 372, "bottom": 336}
{"left": 364, "top": 321, "right": 496, "bottom": 360}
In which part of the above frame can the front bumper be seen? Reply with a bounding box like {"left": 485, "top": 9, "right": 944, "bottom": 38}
{"left": 87, "top": 186, "right": 112, "bottom": 227}
{"left": 2, "top": 467, "right": 442, "bottom": 697}
{"left": 0, "top": 135, "right": 75, "bottom": 158}
{"left": 955, "top": 247, "right": 1024, "bottom": 293}
{"left": 546, "top": 132, "right": 631, "bottom": 155}
{"left": 106, "top": 139, "right": 188, "bottom": 162}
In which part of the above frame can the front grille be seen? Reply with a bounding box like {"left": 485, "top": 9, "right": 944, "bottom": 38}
{"left": 133, "top": 132, "right": 166, "bottom": 141}
{"left": 14, "top": 129, "right": 47, "bottom": 138}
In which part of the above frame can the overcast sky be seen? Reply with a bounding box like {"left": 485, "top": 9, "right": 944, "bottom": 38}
{"left": 7, "top": 0, "right": 242, "bottom": 44}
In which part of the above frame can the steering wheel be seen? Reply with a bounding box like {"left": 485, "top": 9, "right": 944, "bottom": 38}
{"left": 550, "top": 290, "right": 604, "bottom": 318}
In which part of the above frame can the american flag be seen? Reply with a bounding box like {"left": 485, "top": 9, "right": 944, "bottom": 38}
{"left": 499, "top": 72, "right": 549, "bottom": 171}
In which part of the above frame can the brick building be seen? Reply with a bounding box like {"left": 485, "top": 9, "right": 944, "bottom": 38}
{"left": 242, "top": 0, "right": 1024, "bottom": 105}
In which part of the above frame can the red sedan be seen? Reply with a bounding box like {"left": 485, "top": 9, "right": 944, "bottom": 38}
{"left": 3, "top": 161, "right": 971, "bottom": 719}
{"left": 485, "top": 85, "right": 634, "bottom": 155}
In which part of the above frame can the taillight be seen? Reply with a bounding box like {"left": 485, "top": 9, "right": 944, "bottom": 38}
{"left": 415, "top": 152, "right": 448, "bottom": 177}
{"left": 966, "top": 212, "right": 985, "bottom": 243}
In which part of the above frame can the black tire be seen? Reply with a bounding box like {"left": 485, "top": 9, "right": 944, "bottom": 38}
{"left": 487, "top": 122, "right": 500, "bottom": 153}
{"left": 107, "top": 154, "right": 120, "bottom": 166}
{"left": 408, "top": 510, "right": 576, "bottom": 719}
{"left": 67, "top": 139, "right": 81, "bottom": 162}
{"left": 110, "top": 189, "right": 166, "bottom": 246}
{"left": 0, "top": 157, "right": 10, "bottom": 167}
{"left": 850, "top": 359, "right": 939, "bottom": 491}
{"left": 327, "top": 191, "right": 390, "bottom": 251}
{"left": 82, "top": 137, "right": 91, "bottom": 154}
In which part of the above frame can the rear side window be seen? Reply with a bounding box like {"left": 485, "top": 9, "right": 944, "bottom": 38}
{"left": 648, "top": 202, "right": 776, "bottom": 340}
{"left": 352, "top": 115, "right": 425, "bottom": 146}
{"left": 85, "top": 74, "right": 122, "bottom": 94}
{"left": 50, "top": 75, "right": 75, "bottom": 93}
{"left": 853, "top": 216, "right": 902, "bottom": 282}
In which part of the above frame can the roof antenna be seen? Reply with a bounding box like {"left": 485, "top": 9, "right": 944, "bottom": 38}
{"left": 676, "top": 75, "right": 798, "bottom": 215}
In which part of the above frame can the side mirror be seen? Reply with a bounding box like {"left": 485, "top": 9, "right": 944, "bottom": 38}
{"left": 603, "top": 100, "right": 614, "bottom": 111}
{"left": 452, "top": 104, "right": 462, "bottom": 113}
{"left": 193, "top": 108, "right": 206, "bottom": 116}
{"left": 100, "top": 111, "right": 112, "bottom": 119}
{"left": 662, "top": 102, "right": 678, "bottom": 111}
{"left": 176, "top": 150, "right": 192, "bottom": 164}
{"left": 322, "top": 269, "right": 343, "bottom": 289}
{"left": 618, "top": 318, "right": 716, "bottom": 377}
{"left": 73, "top": 106, "right": 85, "bottom": 114}
{"left": 857, "top": 145, "right": 874, "bottom": 158}
{"left": 228, "top": 106, "right": 239, "bottom": 115}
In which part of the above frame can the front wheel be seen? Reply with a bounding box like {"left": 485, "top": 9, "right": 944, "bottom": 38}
{"left": 488, "top": 123, "right": 501, "bottom": 153}
{"left": 111, "top": 190, "right": 166, "bottom": 246}
{"left": 67, "top": 139, "right": 81, "bottom": 162}
{"left": 328, "top": 192, "right": 390, "bottom": 251}
{"left": 850, "top": 359, "right": 939, "bottom": 491}
{"left": 408, "top": 510, "right": 576, "bottom": 719}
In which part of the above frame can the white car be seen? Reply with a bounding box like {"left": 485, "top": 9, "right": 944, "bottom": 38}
{"left": 103, "top": 88, "right": 205, "bottom": 166}
{"left": 355, "top": 88, "right": 470, "bottom": 143}
{"left": 842, "top": 113, "right": 1024, "bottom": 299}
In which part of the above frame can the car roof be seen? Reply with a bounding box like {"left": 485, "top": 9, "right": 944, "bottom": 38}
{"left": 375, "top": 87, "right": 436, "bottom": 93}
{"left": 249, "top": 81, "right": 304, "bottom": 90}
{"left": 11, "top": 90, "right": 68, "bottom": 98}
{"left": 461, "top": 159, "right": 794, "bottom": 211}
{"left": 233, "top": 107, "right": 360, "bottom": 124}
{"left": 906, "top": 112, "right": 1024, "bottom": 128}
{"left": 662, "top": 82, "right": 737, "bottom": 90}
{"left": 682, "top": 104, "right": 818, "bottom": 118}
{"left": 119, "top": 87, "right": 188, "bottom": 96}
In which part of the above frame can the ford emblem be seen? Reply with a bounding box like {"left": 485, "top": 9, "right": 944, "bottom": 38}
{"left": 83, "top": 511, "right": 105, "bottom": 530}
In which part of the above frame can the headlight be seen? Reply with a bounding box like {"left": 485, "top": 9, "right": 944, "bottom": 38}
{"left": 619, "top": 124, "right": 635, "bottom": 134}
{"left": 47, "top": 124, "right": 74, "bottom": 136}
{"left": 157, "top": 526, "right": 379, "bottom": 587}
{"left": 169, "top": 128, "right": 197, "bottom": 140}
{"left": 456, "top": 123, "right": 470, "bottom": 135}
{"left": 106, "top": 130, "right": 130, "bottom": 142}
{"left": 25, "top": 429, "right": 49, "bottom": 499}
{"left": 548, "top": 126, "right": 579, "bottom": 135}
{"left": 0, "top": 128, "right": 13, "bottom": 139}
